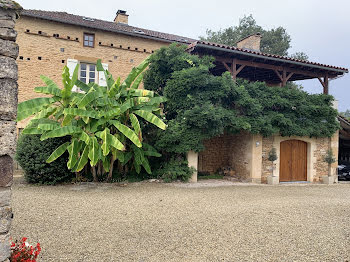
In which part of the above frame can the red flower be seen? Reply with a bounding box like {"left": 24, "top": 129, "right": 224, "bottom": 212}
{"left": 10, "top": 237, "right": 41, "bottom": 262}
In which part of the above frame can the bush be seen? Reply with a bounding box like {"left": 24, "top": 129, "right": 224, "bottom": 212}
{"left": 154, "top": 156, "right": 195, "bottom": 182}
{"left": 15, "top": 134, "right": 73, "bottom": 184}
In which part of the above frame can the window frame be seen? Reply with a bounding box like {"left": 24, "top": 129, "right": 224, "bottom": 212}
{"left": 79, "top": 62, "right": 97, "bottom": 85}
{"left": 83, "top": 33, "right": 95, "bottom": 48}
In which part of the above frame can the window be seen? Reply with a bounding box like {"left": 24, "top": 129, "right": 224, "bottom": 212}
{"left": 83, "top": 33, "right": 94, "bottom": 47}
{"left": 79, "top": 63, "right": 96, "bottom": 84}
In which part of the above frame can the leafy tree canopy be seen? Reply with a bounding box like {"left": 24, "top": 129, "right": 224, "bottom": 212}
{"left": 340, "top": 109, "right": 350, "bottom": 119}
{"left": 200, "top": 14, "right": 308, "bottom": 60}
{"left": 145, "top": 44, "right": 338, "bottom": 154}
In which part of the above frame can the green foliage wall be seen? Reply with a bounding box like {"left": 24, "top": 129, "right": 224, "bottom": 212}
{"left": 144, "top": 44, "right": 339, "bottom": 156}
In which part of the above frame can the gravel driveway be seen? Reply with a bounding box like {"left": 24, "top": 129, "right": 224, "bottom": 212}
{"left": 10, "top": 176, "right": 350, "bottom": 261}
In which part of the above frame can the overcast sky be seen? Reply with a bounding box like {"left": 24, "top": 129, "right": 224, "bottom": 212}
{"left": 17, "top": 0, "right": 350, "bottom": 111}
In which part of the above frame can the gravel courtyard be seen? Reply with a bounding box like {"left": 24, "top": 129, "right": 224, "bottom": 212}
{"left": 10, "top": 177, "right": 350, "bottom": 261}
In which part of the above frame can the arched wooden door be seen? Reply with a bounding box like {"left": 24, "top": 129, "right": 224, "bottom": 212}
{"left": 280, "top": 140, "right": 307, "bottom": 182}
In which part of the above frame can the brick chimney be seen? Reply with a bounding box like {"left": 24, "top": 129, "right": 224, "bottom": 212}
{"left": 236, "top": 33, "right": 261, "bottom": 52}
{"left": 114, "top": 10, "right": 128, "bottom": 24}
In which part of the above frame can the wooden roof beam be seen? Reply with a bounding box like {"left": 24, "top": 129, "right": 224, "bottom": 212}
{"left": 222, "top": 60, "right": 246, "bottom": 80}
{"left": 216, "top": 57, "right": 328, "bottom": 78}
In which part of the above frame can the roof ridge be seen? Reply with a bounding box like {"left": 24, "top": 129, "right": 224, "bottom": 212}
{"left": 21, "top": 9, "right": 196, "bottom": 44}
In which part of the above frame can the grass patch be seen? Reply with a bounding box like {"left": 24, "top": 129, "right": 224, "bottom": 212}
{"left": 198, "top": 173, "right": 224, "bottom": 180}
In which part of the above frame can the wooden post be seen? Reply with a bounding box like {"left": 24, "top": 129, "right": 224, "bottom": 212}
{"left": 324, "top": 74, "right": 329, "bottom": 94}
{"left": 318, "top": 74, "right": 329, "bottom": 94}
{"left": 232, "top": 59, "right": 237, "bottom": 80}
{"left": 282, "top": 68, "right": 287, "bottom": 86}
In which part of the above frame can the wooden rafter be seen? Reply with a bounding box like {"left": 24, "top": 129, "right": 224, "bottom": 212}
{"left": 218, "top": 57, "right": 331, "bottom": 92}
{"left": 222, "top": 60, "right": 246, "bottom": 80}
{"left": 217, "top": 57, "right": 327, "bottom": 78}
{"left": 222, "top": 62, "right": 231, "bottom": 73}
{"left": 219, "top": 57, "right": 332, "bottom": 93}
{"left": 286, "top": 72, "right": 294, "bottom": 82}
{"left": 274, "top": 70, "right": 283, "bottom": 82}
{"left": 236, "top": 64, "right": 246, "bottom": 75}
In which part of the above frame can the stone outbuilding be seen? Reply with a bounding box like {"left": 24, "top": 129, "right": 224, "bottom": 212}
{"left": 186, "top": 35, "right": 347, "bottom": 184}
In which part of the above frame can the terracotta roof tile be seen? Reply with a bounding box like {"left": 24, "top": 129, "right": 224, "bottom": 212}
{"left": 188, "top": 41, "right": 349, "bottom": 73}
{"left": 21, "top": 9, "right": 196, "bottom": 44}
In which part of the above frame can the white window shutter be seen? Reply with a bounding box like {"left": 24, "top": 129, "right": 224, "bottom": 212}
{"left": 99, "top": 63, "right": 108, "bottom": 86}
{"left": 67, "top": 59, "right": 79, "bottom": 91}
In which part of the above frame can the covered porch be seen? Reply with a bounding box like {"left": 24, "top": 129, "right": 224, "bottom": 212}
{"left": 187, "top": 36, "right": 348, "bottom": 94}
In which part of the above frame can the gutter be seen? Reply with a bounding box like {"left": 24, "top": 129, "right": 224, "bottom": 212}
{"left": 195, "top": 43, "right": 348, "bottom": 74}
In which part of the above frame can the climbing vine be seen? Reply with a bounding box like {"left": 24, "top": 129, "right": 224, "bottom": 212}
{"left": 144, "top": 44, "right": 339, "bottom": 156}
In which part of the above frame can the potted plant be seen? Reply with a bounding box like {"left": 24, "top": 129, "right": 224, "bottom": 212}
{"left": 267, "top": 147, "right": 279, "bottom": 185}
{"left": 322, "top": 149, "right": 336, "bottom": 184}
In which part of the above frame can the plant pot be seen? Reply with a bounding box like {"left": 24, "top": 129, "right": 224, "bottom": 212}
{"left": 267, "top": 175, "right": 279, "bottom": 185}
{"left": 322, "top": 175, "right": 335, "bottom": 184}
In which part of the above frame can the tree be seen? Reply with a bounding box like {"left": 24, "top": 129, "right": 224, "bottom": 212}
{"left": 268, "top": 147, "right": 278, "bottom": 177}
{"left": 340, "top": 109, "right": 350, "bottom": 119}
{"left": 200, "top": 14, "right": 308, "bottom": 59}
{"left": 323, "top": 149, "right": 336, "bottom": 177}
{"left": 17, "top": 58, "right": 166, "bottom": 182}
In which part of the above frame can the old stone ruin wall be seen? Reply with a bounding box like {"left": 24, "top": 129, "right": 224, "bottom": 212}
{"left": 0, "top": 1, "right": 21, "bottom": 261}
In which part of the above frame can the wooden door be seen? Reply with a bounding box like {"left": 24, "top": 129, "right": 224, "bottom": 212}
{"left": 280, "top": 140, "right": 307, "bottom": 182}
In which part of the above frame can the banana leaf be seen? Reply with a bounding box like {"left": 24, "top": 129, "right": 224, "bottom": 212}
{"left": 46, "top": 142, "right": 70, "bottom": 163}
{"left": 134, "top": 110, "right": 166, "bottom": 130}
{"left": 40, "top": 126, "right": 82, "bottom": 140}
{"left": 111, "top": 121, "right": 141, "bottom": 147}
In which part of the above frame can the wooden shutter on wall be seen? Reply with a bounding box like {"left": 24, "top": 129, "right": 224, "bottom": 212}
{"left": 98, "top": 63, "right": 108, "bottom": 86}
{"left": 67, "top": 59, "right": 79, "bottom": 91}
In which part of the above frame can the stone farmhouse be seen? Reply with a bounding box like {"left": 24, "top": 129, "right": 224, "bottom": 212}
{"left": 16, "top": 9, "right": 348, "bottom": 184}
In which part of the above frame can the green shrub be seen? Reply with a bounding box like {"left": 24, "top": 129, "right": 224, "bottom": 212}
{"left": 155, "top": 157, "right": 194, "bottom": 182}
{"left": 268, "top": 147, "right": 278, "bottom": 162}
{"left": 15, "top": 134, "right": 73, "bottom": 184}
{"left": 324, "top": 149, "right": 336, "bottom": 165}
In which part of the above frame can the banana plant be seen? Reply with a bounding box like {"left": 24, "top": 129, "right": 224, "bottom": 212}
{"left": 17, "top": 57, "right": 167, "bottom": 182}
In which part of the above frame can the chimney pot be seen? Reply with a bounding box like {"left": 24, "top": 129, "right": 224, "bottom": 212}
{"left": 236, "top": 33, "right": 261, "bottom": 52}
{"left": 114, "top": 10, "right": 129, "bottom": 24}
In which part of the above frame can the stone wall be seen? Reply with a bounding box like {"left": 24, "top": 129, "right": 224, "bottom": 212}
{"left": 229, "top": 132, "right": 251, "bottom": 180}
{"left": 313, "top": 137, "right": 330, "bottom": 181}
{"left": 15, "top": 16, "right": 171, "bottom": 128}
{"left": 261, "top": 136, "right": 274, "bottom": 183}
{"left": 0, "top": 1, "right": 21, "bottom": 261}
{"left": 198, "top": 134, "right": 233, "bottom": 174}
{"left": 198, "top": 132, "right": 252, "bottom": 179}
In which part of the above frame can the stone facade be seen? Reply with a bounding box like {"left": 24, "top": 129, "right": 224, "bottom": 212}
{"left": 15, "top": 15, "right": 171, "bottom": 128}
{"left": 198, "top": 133, "right": 335, "bottom": 184}
{"left": 0, "top": 1, "right": 21, "bottom": 261}
{"left": 198, "top": 132, "right": 252, "bottom": 180}
{"left": 261, "top": 135, "right": 333, "bottom": 183}
{"left": 261, "top": 136, "right": 274, "bottom": 183}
